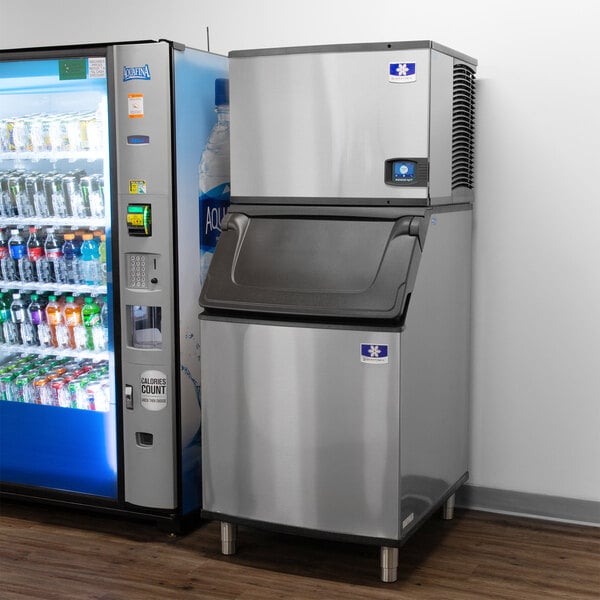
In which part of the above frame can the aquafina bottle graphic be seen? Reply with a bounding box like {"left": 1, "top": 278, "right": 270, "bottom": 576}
{"left": 199, "top": 78, "right": 230, "bottom": 286}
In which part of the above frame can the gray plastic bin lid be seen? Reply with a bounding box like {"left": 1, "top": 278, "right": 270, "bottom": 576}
{"left": 200, "top": 212, "right": 423, "bottom": 320}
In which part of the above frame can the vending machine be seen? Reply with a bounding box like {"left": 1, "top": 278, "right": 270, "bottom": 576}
{"left": 0, "top": 40, "right": 228, "bottom": 530}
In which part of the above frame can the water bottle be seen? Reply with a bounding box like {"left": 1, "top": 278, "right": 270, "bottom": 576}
{"left": 9, "top": 229, "right": 34, "bottom": 282}
{"left": 199, "top": 78, "right": 230, "bottom": 285}
{"left": 0, "top": 228, "right": 17, "bottom": 281}
{"left": 80, "top": 233, "right": 100, "bottom": 285}
{"left": 62, "top": 233, "right": 79, "bottom": 285}
{"left": 42, "top": 227, "right": 65, "bottom": 284}
{"left": 27, "top": 226, "right": 44, "bottom": 283}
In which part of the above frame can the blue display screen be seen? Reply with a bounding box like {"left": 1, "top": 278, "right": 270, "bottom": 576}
{"left": 393, "top": 160, "right": 416, "bottom": 182}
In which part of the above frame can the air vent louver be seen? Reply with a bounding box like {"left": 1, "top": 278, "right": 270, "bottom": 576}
{"left": 452, "top": 64, "right": 476, "bottom": 190}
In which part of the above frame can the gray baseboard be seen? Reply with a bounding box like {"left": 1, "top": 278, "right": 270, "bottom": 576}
{"left": 455, "top": 484, "right": 600, "bottom": 526}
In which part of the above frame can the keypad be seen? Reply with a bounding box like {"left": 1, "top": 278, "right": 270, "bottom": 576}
{"left": 127, "top": 254, "right": 148, "bottom": 289}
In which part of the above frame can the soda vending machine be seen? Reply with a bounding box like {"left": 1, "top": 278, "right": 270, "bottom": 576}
{"left": 0, "top": 40, "right": 228, "bottom": 530}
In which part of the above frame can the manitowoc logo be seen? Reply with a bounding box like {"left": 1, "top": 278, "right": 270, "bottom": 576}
{"left": 123, "top": 64, "right": 151, "bottom": 81}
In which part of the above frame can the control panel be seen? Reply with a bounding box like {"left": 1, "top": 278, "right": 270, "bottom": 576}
{"left": 385, "top": 158, "right": 428, "bottom": 187}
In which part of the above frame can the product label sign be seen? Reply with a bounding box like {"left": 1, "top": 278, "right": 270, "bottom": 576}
{"left": 199, "top": 182, "right": 230, "bottom": 251}
{"left": 389, "top": 62, "right": 416, "bottom": 83}
{"left": 128, "top": 94, "right": 144, "bottom": 118}
{"left": 129, "top": 179, "right": 147, "bottom": 194}
{"left": 88, "top": 58, "right": 106, "bottom": 79}
{"left": 140, "top": 370, "right": 168, "bottom": 411}
{"left": 59, "top": 59, "right": 87, "bottom": 81}
{"left": 123, "top": 64, "right": 151, "bottom": 81}
{"left": 360, "top": 343, "right": 389, "bottom": 364}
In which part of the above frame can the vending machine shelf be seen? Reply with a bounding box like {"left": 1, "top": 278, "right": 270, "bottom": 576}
{"left": 0, "top": 344, "right": 108, "bottom": 360}
{"left": 0, "top": 280, "right": 107, "bottom": 295}
{"left": 0, "top": 217, "right": 105, "bottom": 229}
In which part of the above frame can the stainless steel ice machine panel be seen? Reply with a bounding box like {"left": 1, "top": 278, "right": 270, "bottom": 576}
{"left": 201, "top": 322, "right": 402, "bottom": 539}
{"left": 229, "top": 41, "right": 476, "bottom": 205}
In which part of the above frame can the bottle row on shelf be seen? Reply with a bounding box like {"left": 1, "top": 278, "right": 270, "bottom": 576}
{"left": 1, "top": 169, "right": 105, "bottom": 220}
{"left": 0, "top": 290, "right": 108, "bottom": 353}
{"left": 0, "top": 109, "right": 105, "bottom": 155}
{"left": 0, "top": 226, "right": 107, "bottom": 287}
{"left": 0, "top": 353, "right": 110, "bottom": 412}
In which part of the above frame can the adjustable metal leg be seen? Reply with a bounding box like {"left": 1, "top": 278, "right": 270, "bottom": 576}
{"left": 220, "top": 521, "right": 237, "bottom": 555}
{"left": 380, "top": 546, "right": 398, "bottom": 583}
{"left": 442, "top": 493, "right": 456, "bottom": 520}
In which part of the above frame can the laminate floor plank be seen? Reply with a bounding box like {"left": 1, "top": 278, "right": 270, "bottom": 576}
{"left": 1, "top": 500, "right": 598, "bottom": 599}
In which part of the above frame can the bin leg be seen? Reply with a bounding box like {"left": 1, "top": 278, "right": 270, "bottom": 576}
{"left": 380, "top": 546, "right": 398, "bottom": 583}
{"left": 220, "top": 521, "right": 237, "bottom": 555}
{"left": 442, "top": 493, "right": 456, "bottom": 520}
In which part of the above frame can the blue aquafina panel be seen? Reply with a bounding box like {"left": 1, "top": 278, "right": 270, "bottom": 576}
{"left": 199, "top": 78, "right": 230, "bottom": 284}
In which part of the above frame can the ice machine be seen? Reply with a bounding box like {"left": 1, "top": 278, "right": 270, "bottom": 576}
{"left": 199, "top": 41, "right": 476, "bottom": 580}
{"left": 0, "top": 40, "right": 228, "bottom": 531}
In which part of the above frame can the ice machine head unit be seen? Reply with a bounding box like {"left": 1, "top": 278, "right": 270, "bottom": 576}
{"left": 229, "top": 41, "right": 477, "bottom": 206}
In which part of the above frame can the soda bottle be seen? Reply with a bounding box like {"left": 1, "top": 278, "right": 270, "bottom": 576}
{"left": 46, "top": 294, "right": 67, "bottom": 348}
{"left": 81, "top": 295, "right": 101, "bottom": 350}
{"left": 80, "top": 233, "right": 100, "bottom": 285}
{"left": 62, "top": 233, "right": 79, "bottom": 285}
{"left": 43, "top": 227, "right": 65, "bottom": 284}
{"left": 100, "top": 294, "right": 109, "bottom": 349}
{"left": 27, "top": 226, "right": 44, "bottom": 283}
{"left": 0, "top": 228, "right": 17, "bottom": 281}
{"left": 19, "top": 293, "right": 38, "bottom": 346}
{"left": 199, "top": 78, "right": 230, "bottom": 285}
{"left": 1, "top": 291, "right": 18, "bottom": 344}
{"left": 9, "top": 293, "right": 25, "bottom": 345}
{"left": 28, "top": 293, "right": 46, "bottom": 347}
{"left": 9, "top": 229, "right": 34, "bottom": 282}
{"left": 64, "top": 295, "right": 83, "bottom": 349}
{"left": 0, "top": 291, "right": 8, "bottom": 343}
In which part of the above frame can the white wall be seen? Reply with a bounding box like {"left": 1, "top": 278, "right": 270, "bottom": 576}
{"left": 2, "top": 0, "right": 599, "bottom": 503}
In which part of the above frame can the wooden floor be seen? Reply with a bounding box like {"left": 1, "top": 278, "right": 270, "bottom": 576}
{"left": 0, "top": 500, "right": 598, "bottom": 600}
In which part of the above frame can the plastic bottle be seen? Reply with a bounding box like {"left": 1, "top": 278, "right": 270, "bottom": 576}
{"left": 97, "top": 233, "right": 107, "bottom": 285}
{"left": 80, "top": 233, "right": 100, "bottom": 285}
{"left": 100, "top": 294, "right": 109, "bottom": 349}
{"left": 62, "top": 233, "right": 79, "bottom": 285}
{"left": 9, "top": 229, "right": 34, "bottom": 282}
{"left": 46, "top": 294, "right": 67, "bottom": 348}
{"left": 81, "top": 295, "right": 102, "bottom": 350}
{"left": 63, "top": 295, "right": 83, "bottom": 349}
{"left": 0, "top": 292, "right": 8, "bottom": 343}
{"left": 199, "top": 78, "right": 230, "bottom": 285}
{"left": 27, "top": 293, "right": 45, "bottom": 347}
{"left": 27, "top": 226, "right": 44, "bottom": 283}
{"left": 43, "top": 228, "right": 65, "bottom": 284}
{"left": 9, "top": 293, "right": 25, "bottom": 344}
{"left": 0, "top": 228, "right": 17, "bottom": 281}
{"left": 19, "top": 293, "right": 38, "bottom": 346}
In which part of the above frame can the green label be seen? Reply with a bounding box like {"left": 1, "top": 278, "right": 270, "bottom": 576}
{"left": 59, "top": 58, "right": 87, "bottom": 80}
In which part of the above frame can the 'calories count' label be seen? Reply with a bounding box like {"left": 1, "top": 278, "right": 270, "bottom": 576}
{"left": 140, "top": 370, "right": 167, "bottom": 411}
